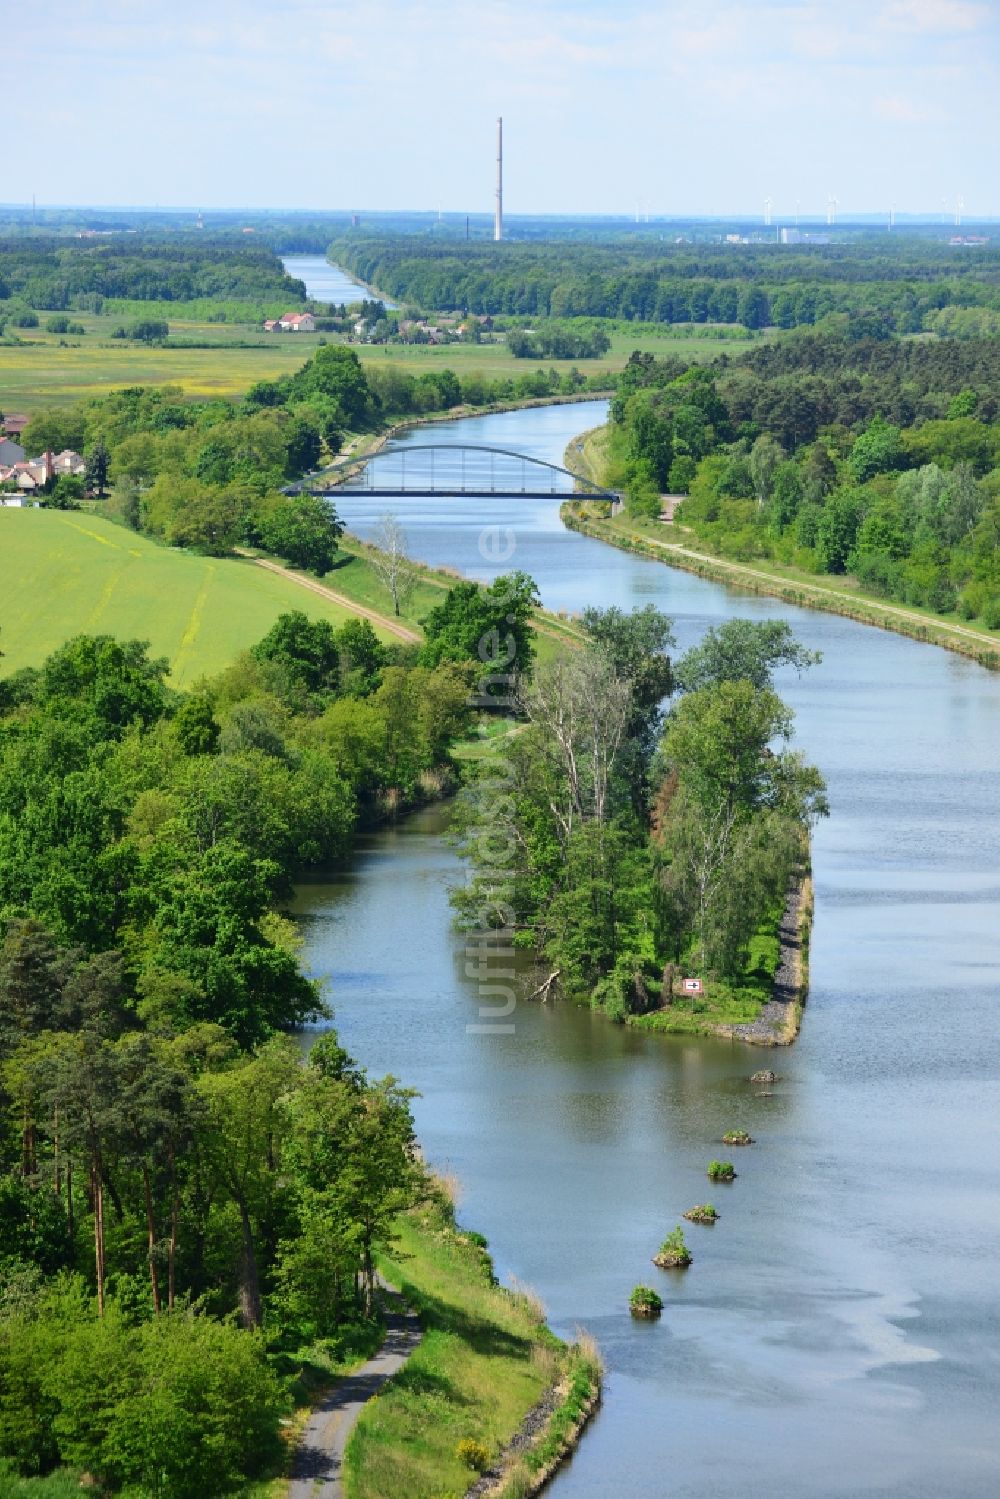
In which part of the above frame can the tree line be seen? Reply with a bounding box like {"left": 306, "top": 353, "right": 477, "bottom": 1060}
{"left": 0, "top": 237, "right": 305, "bottom": 312}
{"left": 330, "top": 235, "right": 1000, "bottom": 331}
{"left": 18, "top": 344, "right": 605, "bottom": 558}
{"left": 608, "top": 333, "right": 1000, "bottom": 626}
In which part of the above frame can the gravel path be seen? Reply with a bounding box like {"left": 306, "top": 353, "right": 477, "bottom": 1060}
{"left": 287, "top": 1288, "right": 421, "bottom": 1499}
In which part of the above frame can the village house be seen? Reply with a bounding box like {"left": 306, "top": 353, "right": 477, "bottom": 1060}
{"left": 263, "top": 311, "right": 316, "bottom": 332}
{"left": 0, "top": 449, "right": 85, "bottom": 493}
{"left": 1, "top": 414, "right": 29, "bottom": 439}
{"left": 52, "top": 449, "right": 86, "bottom": 476}
{"left": 0, "top": 438, "right": 25, "bottom": 465}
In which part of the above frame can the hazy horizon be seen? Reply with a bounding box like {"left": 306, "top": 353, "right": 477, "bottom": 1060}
{"left": 11, "top": 0, "right": 999, "bottom": 220}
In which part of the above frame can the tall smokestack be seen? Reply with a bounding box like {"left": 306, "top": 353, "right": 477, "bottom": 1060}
{"left": 494, "top": 116, "right": 503, "bottom": 242}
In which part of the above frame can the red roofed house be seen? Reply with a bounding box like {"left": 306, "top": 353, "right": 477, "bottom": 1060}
{"left": 278, "top": 311, "right": 316, "bottom": 332}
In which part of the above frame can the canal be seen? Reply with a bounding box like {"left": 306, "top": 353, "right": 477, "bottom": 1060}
{"left": 290, "top": 385, "right": 1000, "bottom": 1495}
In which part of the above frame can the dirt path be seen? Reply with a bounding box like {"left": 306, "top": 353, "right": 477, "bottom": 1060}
{"left": 244, "top": 555, "right": 421, "bottom": 643}
{"left": 287, "top": 1289, "right": 421, "bottom": 1499}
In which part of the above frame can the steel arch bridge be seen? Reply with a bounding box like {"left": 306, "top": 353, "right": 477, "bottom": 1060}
{"left": 286, "top": 443, "right": 619, "bottom": 501}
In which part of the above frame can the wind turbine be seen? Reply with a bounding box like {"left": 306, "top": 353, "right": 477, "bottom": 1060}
{"left": 889, "top": 202, "right": 895, "bottom": 231}
{"left": 795, "top": 198, "right": 801, "bottom": 227}
{"left": 827, "top": 194, "right": 838, "bottom": 226}
{"left": 764, "top": 195, "right": 773, "bottom": 227}
{"left": 955, "top": 194, "right": 964, "bottom": 227}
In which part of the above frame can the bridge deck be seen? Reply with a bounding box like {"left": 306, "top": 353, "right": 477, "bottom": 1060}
{"left": 331, "top": 486, "right": 579, "bottom": 499}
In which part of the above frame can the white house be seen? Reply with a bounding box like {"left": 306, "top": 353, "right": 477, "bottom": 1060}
{"left": 278, "top": 311, "right": 316, "bottom": 332}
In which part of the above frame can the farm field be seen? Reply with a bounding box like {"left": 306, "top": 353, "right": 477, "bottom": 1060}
{"left": 0, "top": 317, "right": 755, "bottom": 410}
{"left": 0, "top": 509, "right": 377, "bottom": 686}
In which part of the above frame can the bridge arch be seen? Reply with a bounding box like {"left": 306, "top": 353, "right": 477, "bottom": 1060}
{"left": 286, "top": 442, "right": 618, "bottom": 501}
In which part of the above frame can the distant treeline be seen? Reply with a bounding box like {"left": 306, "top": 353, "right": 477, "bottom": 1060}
{"left": 609, "top": 332, "right": 1000, "bottom": 627}
{"left": 0, "top": 237, "right": 306, "bottom": 310}
{"left": 330, "top": 236, "right": 1000, "bottom": 331}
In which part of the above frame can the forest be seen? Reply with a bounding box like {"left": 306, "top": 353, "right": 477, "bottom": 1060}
{"left": 330, "top": 235, "right": 1000, "bottom": 331}
{"left": 0, "top": 562, "right": 548, "bottom": 1493}
{"left": 0, "top": 238, "right": 306, "bottom": 313}
{"left": 607, "top": 333, "right": 1000, "bottom": 625}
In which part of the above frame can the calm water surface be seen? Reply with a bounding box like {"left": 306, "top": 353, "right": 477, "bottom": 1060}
{"left": 293, "top": 402, "right": 1000, "bottom": 1497}
{"left": 282, "top": 254, "right": 397, "bottom": 308}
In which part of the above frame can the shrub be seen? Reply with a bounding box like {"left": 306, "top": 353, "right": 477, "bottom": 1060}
{"left": 629, "top": 1285, "right": 663, "bottom": 1318}
{"left": 0, "top": 1294, "right": 287, "bottom": 1496}
{"left": 982, "top": 597, "right": 1000, "bottom": 631}
{"left": 707, "top": 1159, "right": 736, "bottom": 1181}
{"left": 653, "top": 1227, "right": 691, "bottom": 1268}
{"left": 683, "top": 1204, "right": 718, "bottom": 1224}
{"left": 456, "top": 1437, "right": 491, "bottom": 1472}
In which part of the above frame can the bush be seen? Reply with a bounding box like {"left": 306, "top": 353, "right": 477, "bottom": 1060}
{"left": 957, "top": 583, "right": 987, "bottom": 620}
{"left": 653, "top": 1227, "right": 691, "bottom": 1268}
{"left": 45, "top": 316, "right": 70, "bottom": 334}
{"left": 456, "top": 1437, "right": 491, "bottom": 1472}
{"left": 707, "top": 1159, "right": 736, "bottom": 1181}
{"left": 0, "top": 1293, "right": 286, "bottom": 1497}
{"left": 982, "top": 596, "right": 1000, "bottom": 631}
{"left": 682, "top": 1204, "right": 718, "bottom": 1224}
{"left": 258, "top": 494, "right": 344, "bottom": 574}
{"left": 111, "top": 318, "right": 169, "bottom": 344}
{"left": 629, "top": 1285, "right": 663, "bottom": 1318}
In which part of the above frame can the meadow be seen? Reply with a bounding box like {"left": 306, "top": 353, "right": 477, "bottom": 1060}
{"left": 0, "top": 509, "right": 370, "bottom": 685}
{"left": 0, "top": 314, "right": 754, "bottom": 410}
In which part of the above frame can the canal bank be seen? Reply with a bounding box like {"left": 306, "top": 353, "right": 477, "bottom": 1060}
{"left": 299, "top": 399, "right": 1000, "bottom": 1499}
{"left": 559, "top": 426, "right": 1000, "bottom": 672}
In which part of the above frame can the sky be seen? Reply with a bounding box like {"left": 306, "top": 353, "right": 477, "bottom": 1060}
{"left": 10, "top": 0, "right": 999, "bottom": 217}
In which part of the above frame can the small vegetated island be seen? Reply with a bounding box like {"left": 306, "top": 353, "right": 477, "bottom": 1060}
{"left": 456, "top": 608, "right": 827, "bottom": 1038}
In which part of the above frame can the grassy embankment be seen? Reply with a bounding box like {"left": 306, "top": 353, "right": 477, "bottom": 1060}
{"left": 562, "top": 427, "right": 1000, "bottom": 673}
{"left": 0, "top": 312, "right": 759, "bottom": 410}
{"left": 344, "top": 1182, "right": 601, "bottom": 1499}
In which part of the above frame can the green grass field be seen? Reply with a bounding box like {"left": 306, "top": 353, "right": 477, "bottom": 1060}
{"left": 0, "top": 316, "right": 758, "bottom": 410}
{"left": 0, "top": 510, "right": 376, "bottom": 686}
